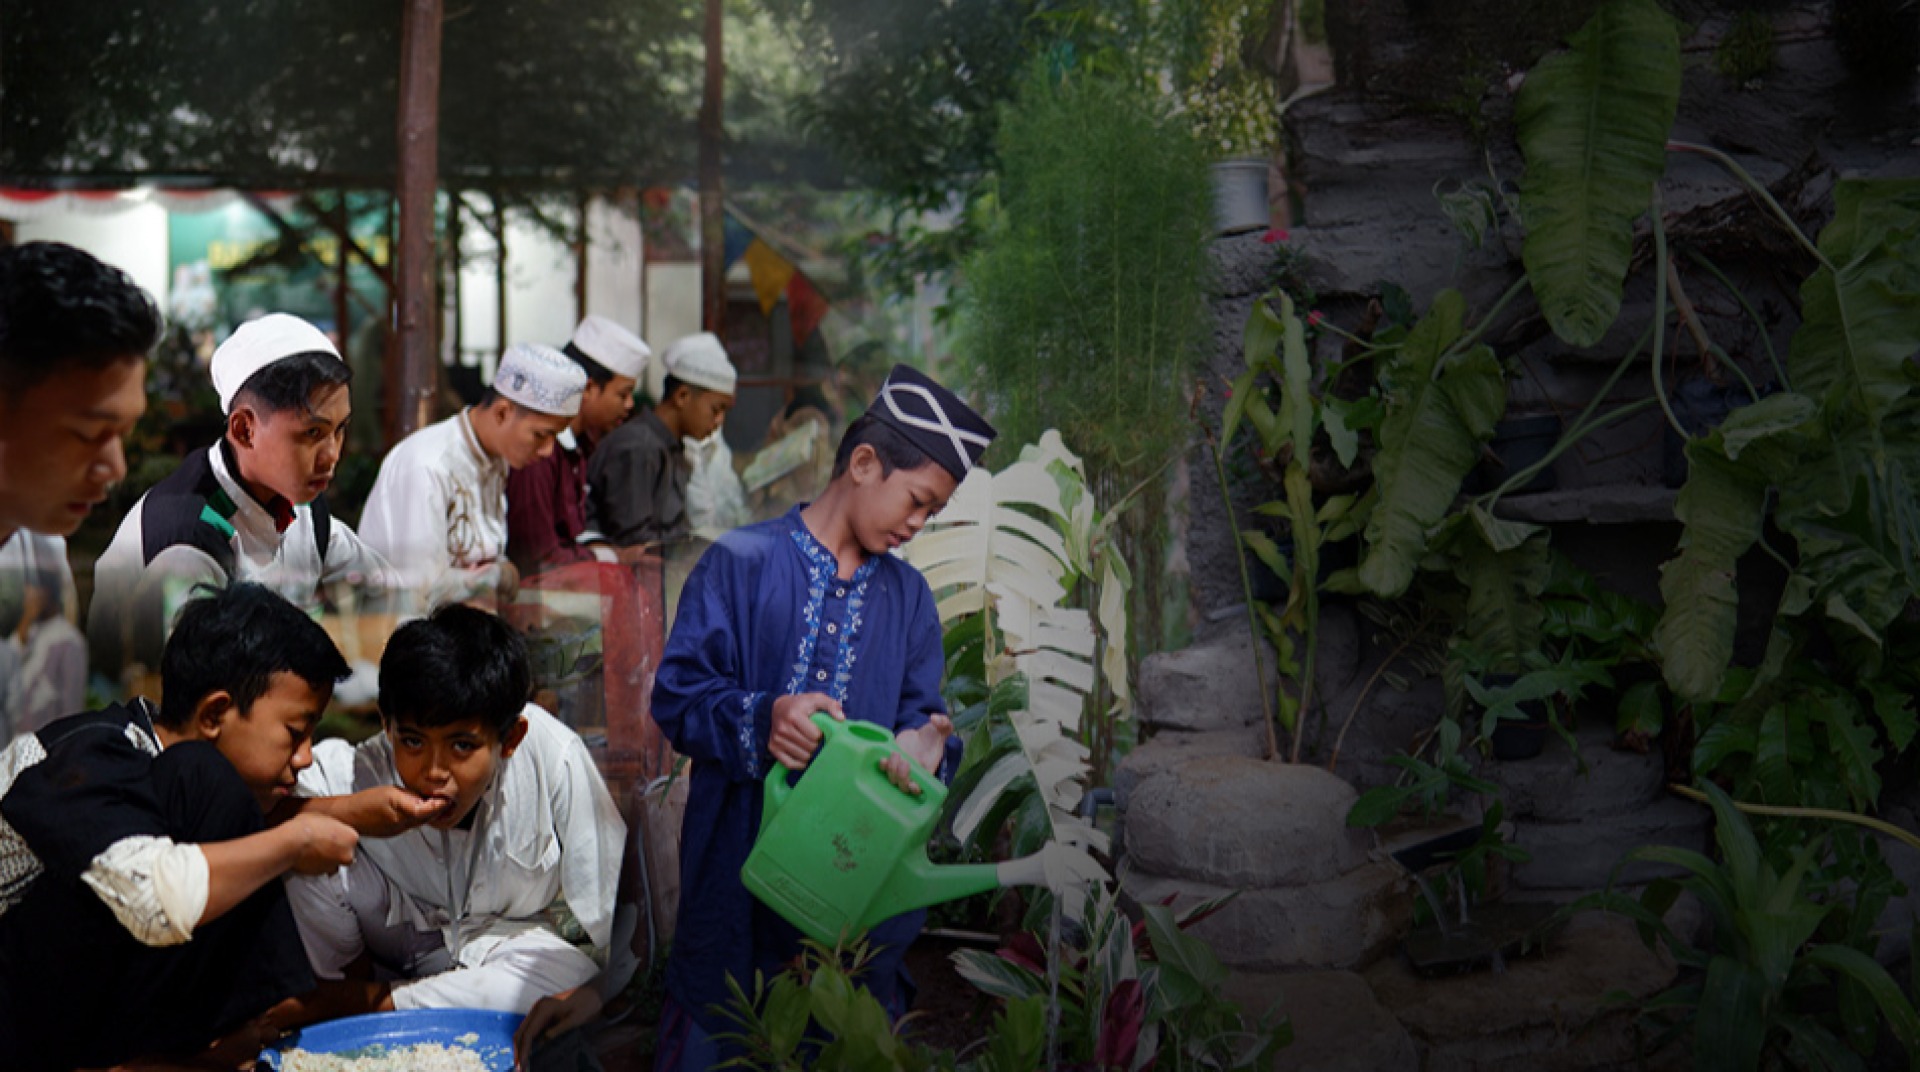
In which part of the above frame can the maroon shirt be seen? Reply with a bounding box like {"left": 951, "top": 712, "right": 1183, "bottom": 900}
{"left": 506, "top": 427, "right": 596, "bottom": 574}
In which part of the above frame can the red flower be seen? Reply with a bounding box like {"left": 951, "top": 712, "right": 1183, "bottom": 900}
{"left": 1307, "top": 310, "right": 1325, "bottom": 326}
{"left": 1260, "top": 228, "right": 1289, "bottom": 244}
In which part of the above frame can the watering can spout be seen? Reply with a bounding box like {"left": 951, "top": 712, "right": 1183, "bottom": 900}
{"left": 865, "top": 849, "right": 1057, "bottom": 927}
{"left": 871, "top": 853, "right": 1002, "bottom": 924}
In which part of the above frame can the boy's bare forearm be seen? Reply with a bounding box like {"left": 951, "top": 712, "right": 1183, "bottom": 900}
{"left": 272, "top": 787, "right": 446, "bottom": 837}
{"left": 198, "top": 814, "right": 357, "bottom": 926}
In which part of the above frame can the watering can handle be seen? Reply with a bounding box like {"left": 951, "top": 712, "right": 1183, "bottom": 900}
{"left": 760, "top": 711, "right": 842, "bottom": 835}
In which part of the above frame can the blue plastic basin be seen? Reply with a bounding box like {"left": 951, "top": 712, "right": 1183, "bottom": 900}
{"left": 260, "top": 1009, "right": 524, "bottom": 1070}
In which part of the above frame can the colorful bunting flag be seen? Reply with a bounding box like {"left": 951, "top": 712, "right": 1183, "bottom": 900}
{"left": 722, "top": 214, "right": 755, "bottom": 271}
{"left": 788, "top": 273, "right": 829, "bottom": 347}
{"left": 742, "top": 238, "right": 796, "bottom": 316}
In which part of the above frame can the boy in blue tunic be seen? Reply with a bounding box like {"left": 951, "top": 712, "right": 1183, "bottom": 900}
{"left": 651, "top": 364, "right": 994, "bottom": 1069}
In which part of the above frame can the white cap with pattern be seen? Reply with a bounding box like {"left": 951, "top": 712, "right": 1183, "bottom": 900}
{"left": 492, "top": 343, "right": 588, "bottom": 417}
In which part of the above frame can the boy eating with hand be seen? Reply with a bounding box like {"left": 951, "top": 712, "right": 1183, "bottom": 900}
{"left": 0, "top": 583, "right": 396, "bottom": 1072}
{"left": 287, "top": 604, "right": 626, "bottom": 1044}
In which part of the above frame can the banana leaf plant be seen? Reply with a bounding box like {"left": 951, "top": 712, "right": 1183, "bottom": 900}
{"left": 904, "top": 431, "right": 1128, "bottom": 912}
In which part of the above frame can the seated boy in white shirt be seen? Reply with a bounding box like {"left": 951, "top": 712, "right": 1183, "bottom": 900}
{"left": 287, "top": 604, "right": 626, "bottom": 1049}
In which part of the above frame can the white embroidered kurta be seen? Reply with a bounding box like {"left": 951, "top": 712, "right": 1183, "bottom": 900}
{"left": 87, "top": 441, "right": 394, "bottom": 669}
{"left": 291, "top": 704, "right": 625, "bottom": 978}
{"left": 358, "top": 410, "right": 510, "bottom": 612}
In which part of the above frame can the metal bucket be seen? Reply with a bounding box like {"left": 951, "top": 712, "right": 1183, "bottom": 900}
{"left": 1211, "top": 158, "right": 1272, "bottom": 236}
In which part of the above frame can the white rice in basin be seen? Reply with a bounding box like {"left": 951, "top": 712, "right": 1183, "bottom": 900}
{"left": 281, "top": 1039, "right": 493, "bottom": 1072}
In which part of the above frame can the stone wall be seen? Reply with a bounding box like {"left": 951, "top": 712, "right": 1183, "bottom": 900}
{"left": 1187, "top": 1, "right": 1920, "bottom": 620}
{"left": 1145, "top": 6, "right": 1919, "bottom": 1065}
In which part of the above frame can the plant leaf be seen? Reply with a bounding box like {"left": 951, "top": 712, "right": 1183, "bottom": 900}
{"left": 1787, "top": 178, "right": 1920, "bottom": 440}
{"left": 1346, "top": 785, "right": 1413, "bottom": 827}
{"left": 1695, "top": 955, "right": 1769, "bottom": 1072}
{"left": 1804, "top": 944, "right": 1920, "bottom": 1056}
{"left": 1359, "top": 290, "right": 1507, "bottom": 597}
{"left": 1617, "top": 679, "right": 1665, "bottom": 738}
{"left": 950, "top": 752, "right": 1032, "bottom": 844}
{"left": 1869, "top": 680, "right": 1919, "bottom": 751}
{"left": 1275, "top": 292, "right": 1316, "bottom": 459}
{"left": 951, "top": 947, "right": 1045, "bottom": 1003}
{"left": 1655, "top": 432, "right": 1770, "bottom": 702}
{"left": 1516, "top": 0, "right": 1682, "bottom": 347}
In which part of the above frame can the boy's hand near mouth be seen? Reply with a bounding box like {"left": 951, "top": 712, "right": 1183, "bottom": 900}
{"left": 282, "top": 785, "right": 449, "bottom": 838}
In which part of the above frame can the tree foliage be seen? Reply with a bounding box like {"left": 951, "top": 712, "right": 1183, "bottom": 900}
{"left": 955, "top": 64, "right": 1210, "bottom": 486}
{"left": 0, "top": 0, "right": 699, "bottom": 186}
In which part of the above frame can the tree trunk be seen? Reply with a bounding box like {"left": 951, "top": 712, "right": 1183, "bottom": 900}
{"left": 392, "top": 0, "right": 444, "bottom": 445}
{"left": 698, "top": 0, "right": 725, "bottom": 334}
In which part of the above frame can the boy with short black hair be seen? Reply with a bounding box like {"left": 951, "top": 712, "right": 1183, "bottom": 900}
{"left": 649, "top": 363, "right": 994, "bottom": 1069}
{"left": 287, "top": 604, "right": 626, "bottom": 1041}
{"left": 583, "top": 331, "right": 738, "bottom": 551}
{"left": 508, "top": 315, "right": 651, "bottom": 575}
{"left": 0, "top": 242, "right": 160, "bottom": 728}
{"left": 90, "top": 312, "right": 395, "bottom": 676}
{"left": 0, "top": 582, "right": 384, "bottom": 1072}
{"left": 0, "top": 240, "right": 161, "bottom": 544}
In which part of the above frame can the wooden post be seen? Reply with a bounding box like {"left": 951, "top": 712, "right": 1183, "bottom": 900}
{"left": 574, "top": 189, "right": 590, "bottom": 325}
{"left": 392, "top": 0, "right": 444, "bottom": 445}
{"left": 641, "top": 188, "right": 656, "bottom": 340}
{"left": 698, "top": 0, "right": 725, "bottom": 334}
{"left": 331, "top": 193, "right": 351, "bottom": 355}
{"left": 494, "top": 195, "right": 509, "bottom": 360}
{"left": 445, "top": 191, "right": 462, "bottom": 366}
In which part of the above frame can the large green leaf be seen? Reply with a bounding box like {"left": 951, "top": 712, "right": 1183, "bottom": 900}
{"left": 1868, "top": 680, "right": 1919, "bottom": 752}
{"left": 1700, "top": 781, "right": 1765, "bottom": 912}
{"left": 1809, "top": 689, "right": 1883, "bottom": 810}
{"left": 1777, "top": 407, "right": 1920, "bottom": 643}
{"left": 1696, "top": 955, "right": 1769, "bottom": 1072}
{"left": 1516, "top": 0, "right": 1682, "bottom": 347}
{"left": 1358, "top": 290, "right": 1507, "bottom": 597}
{"left": 1655, "top": 433, "right": 1771, "bottom": 702}
{"left": 1276, "top": 292, "right": 1315, "bottom": 460}
{"left": 1787, "top": 179, "right": 1920, "bottom": 439}
{"left": 1804, "top": 944, "right": 1920, "bottom": 1056}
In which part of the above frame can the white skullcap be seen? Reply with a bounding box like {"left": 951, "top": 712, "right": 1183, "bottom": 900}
{"left": 210, "top": 313, "right": 343, "bottom": 414}
{"left": 492, "top": 343, "right": 588, "bottom": 417}
{"left": 660, "top": 332, "right": 738, "bottom": 397}
{"left": 566, "top": 315, "right": 651, "bottom": 381}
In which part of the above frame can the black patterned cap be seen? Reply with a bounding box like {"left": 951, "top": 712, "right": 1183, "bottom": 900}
{"left": 868, "top": 364, "right": 996, "bottom": 481}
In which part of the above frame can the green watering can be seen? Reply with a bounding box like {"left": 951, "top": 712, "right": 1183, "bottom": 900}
{"left": 742, "top": 712, "right": 1049, "bottom": 945}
